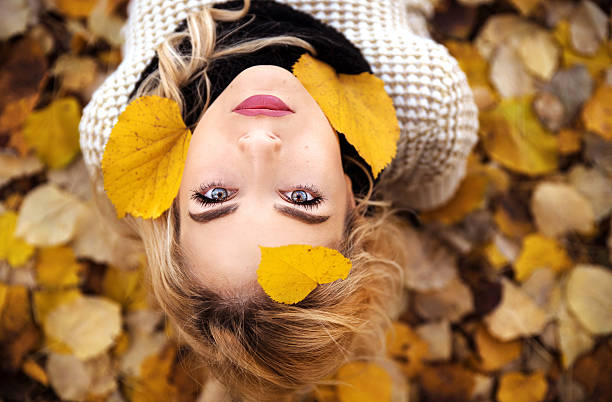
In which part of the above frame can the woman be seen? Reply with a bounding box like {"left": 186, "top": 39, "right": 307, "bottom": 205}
{"left": 80, "top": 0, "right": 477, "bottom": 400}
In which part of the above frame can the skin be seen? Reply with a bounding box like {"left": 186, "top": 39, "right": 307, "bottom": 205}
{"left": 178, "top": 65, "right": 355, "bottom": 289}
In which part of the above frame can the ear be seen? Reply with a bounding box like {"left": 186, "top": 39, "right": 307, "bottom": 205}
{"left": 344, "top": 174, "right": 356, "bottom": 208}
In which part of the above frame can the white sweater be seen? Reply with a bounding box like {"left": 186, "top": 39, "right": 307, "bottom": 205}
{"left": 79, "top": 0, "right": 478, "bottom": 210}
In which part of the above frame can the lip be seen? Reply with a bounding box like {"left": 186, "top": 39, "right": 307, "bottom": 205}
{"left": 233, "top": 95, "right": 294, "bottom": 117}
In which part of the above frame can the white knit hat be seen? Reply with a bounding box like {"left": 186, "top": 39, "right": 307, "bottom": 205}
{"left": 79, "top": 0, "right": 478, "bottom": 210}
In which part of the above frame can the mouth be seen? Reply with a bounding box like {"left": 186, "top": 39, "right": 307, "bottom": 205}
{"left": 233, "top": 95, "right": 294, "bottom": 117}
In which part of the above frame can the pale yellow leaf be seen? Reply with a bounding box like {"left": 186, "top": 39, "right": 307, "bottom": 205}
{"left": 257, "top": 245, "right": 351, "bottom": 304}
{"left": 414, "top": 277, "right": 473, "bottom": 323}
{"left": 292, "top": 54, "right": 399, "bottom": 178}
{"left": 566, "top": 265, "right": 612, "bottom": 335}
{"left": 102, "top": 95, "right": 191, "bottom": 219}
{"left": 0, "top": 154, "right": 42, "bottom": 188}
{"left": 15, "top": 183, "right": 86, "bottom": 246}
{"left": 557, "top": 300, "right": 595, "bottom": 368}
{"left": 22, "top": 97, "right": 81, "bottom": 169}
{"left": 43, "top": 296, "right": 121, "bottom": 359}
{"left": 46, "top": 353, "right": 92, "bottom": 401}
{"left": 32, "top": 288, "right": 81, "bottom": 324}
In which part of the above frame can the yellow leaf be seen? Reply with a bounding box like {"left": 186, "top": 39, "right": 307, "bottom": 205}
{"left": 566, "top": 265, "right": 612, "bottom": 335}
{"left": 582, "top": 85, "right": 612, "bottom": 141}
{"left": 445, "top": 40, "right": 491, "bottom": 89}
{"left": 43, "top": 296, "right": 121, "bottom": 359}
{"left": 23, "top": 97, "right": 81, "bottom": 169}
{"left": 514, "top": 234, "right": 572, "bottom": 281}
{"left": 22, "top": 358, "right": 49, "bottom": 386}
{"left": 102, "top": 265, "right": 148, "bottom": 311}
{"left": 494, "top": 204, "right": 534, "bottom": 239}
{"left": 0, "top": 211, "right": 34, "bottom": 267}
{"left": 36, "top": 246, "right": 82, "bottom": 289}
{"left": 421, "top": 173, "right": 488, "bottom": 225}
{"left": 102, "top": 96, "right": 192, "bottom": 219}
{"left": 497, "top": 371, "right": 547, "bottom": 402}
{"left": 32, "top": 288, "right": 82, "bottom": 324}
{"left": 557, "top": 128, "right": 583, "bottom": 154}
{"left": 336, "top": 361, "right": 392, "bottom": 402}
{"left": 479, "top": 97, "right": 558, "bottom": 175}
{"left": 292, "top": 54, "right": 399, "bottom": 178}
{"left": 386, "top": 322, "right": 429, "bottom": 378}
{"left": 0, "top": 285, "right": 31, "bottom": 340}
{"left": 483, "top": 242, "right": 509, "bottom": 270}
{"left": 127, "top": 346, "right": 178, "bottom": 402}
{"left": 51, "top": 0, "right": 98, "bottom": 18}
{"left": 509, "top": 0, "right": 542, "bottom": 15}
{"left": 257, "top": 245, "right": 351, "bottom": 304}
{"left": 475, "top": 325, "right": 522, "bottom": 371}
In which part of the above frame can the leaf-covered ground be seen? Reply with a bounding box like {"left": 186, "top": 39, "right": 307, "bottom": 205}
{"left": 1, "top": 0, "right": 611, "bottom": 401}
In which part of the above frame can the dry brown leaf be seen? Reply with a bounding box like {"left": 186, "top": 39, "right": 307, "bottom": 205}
{"left": 22, "top": 358, "right": 48, "bottom": 386}
{"left": 572, "top": 340, "right": 612, "bottom": 401}
{"left": 52, "top": 55, "right": 98, "bottom": 93}
{"left": 419, "top": 364, "right": 476, "bottom": 401}
{"left": 88, "top": 0, "right": 125, "bottom": 47}
{"left": 336, "top": 361, "right": 393, "bottom": 402}
{"left": 50, "top": 0, "right": 98, "bottom": 18}
{"left": 120, "top": 331, "right": 167, "bottom": 376}
{"left": 584, "top": 133, "right": 612, "bottom": 176}
{"left": 414, "top": 276, "right": 474, "bottom": 323}
{"left": 126, "top": 345, "right": 179, "bottom": 402}
{"left": 557, "top": 128, "right": 583, "bottom": 154}
{"left": 509, "top": 0, "right": 542, "bottom": 15}
{"left": 402, "top": 228, "right": 457, "bottom": 291}
{"left": 475, "top": 325, "right": 522, "bottom": 371}
{"left": 86, "top": 353, "right": 118, "bottom": 398}
{"left": 547, "top": 65, "right": 593, "bottom": 125}
{"left": 568, "top": 164, "right": 612, "bottom": 221}
{"left": 44, "top": 295, "right": 121, "bottom": 359}
{"left": 0, "top": 285, "right": 40, "bottom": 370}
{"left": 518, "top": 30, "right": 560, "bottom": 80}
{"left": 565, "top": 264, "right": 612, "bottom": 335}
{"left": 494, "top": 202, "right": 534, "bottom": 239}
{"left": 475, "top": 14, "right": 537, "bottom": 60}
{"left": 46, "top": 353, "right": 92, "bottom": 400}
{"left": 386, "top": 322, "right": 429, "bottom": 379}
{"left": 15, "top": 183, "right": 86, "bottom": 247}
{"left": 0, "top": 154, "right": 43, "bottom": 187}
{"left": 569, "top": 1, "right": 608, "bottom": 56}
{"left": 531, "top": 182, "right": 595, "bottom": 238}
{"left": 522, "top": 267, "right": 557, "bottom": 308}
{"left": 514, "top": 234, "right": 572, "bottom": 282}
{"left": 533, "top": 92, "right": 565, "bottom": 132}
{"left": 484, "top": 278, "right": 548, "bottom": 341}
{"left": 415, "top": 320, "right": 451, "bottom": 361}
{"left": 0, "top": 0, "right": 32, "bottom": 40}
{"left": 497, "top": 371, "right": 548, "bottom": 402}
{"left": 557, "top": 299, "right": 595, "bottom": 368}
{"left": 47, "top": 157, "right": 92, "bottom": 200}
{"left": 490, "top": 44, "right": 535, "bottom": 98}
{"left": 582, "top": 85, "right": 612, "bottom": 141}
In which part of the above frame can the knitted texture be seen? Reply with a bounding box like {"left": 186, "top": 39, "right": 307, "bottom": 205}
{"left": 79, "top": 0, "right": 478, "bottom": 210}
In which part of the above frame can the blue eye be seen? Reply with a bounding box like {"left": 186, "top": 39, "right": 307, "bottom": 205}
{"left": 209, "top": 188, "right": 228, "bottom": 200}
{"left": 192, "top": 184, "right": 236, "bottom": 206}
{"left": 281, "top": 186, "right": 324, "bottom": 209}
{"left": 290, "top": 190, "right": 312, "bottom": 203}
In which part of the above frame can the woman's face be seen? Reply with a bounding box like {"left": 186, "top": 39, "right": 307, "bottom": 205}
{"left": 178, "top": 65, "right": 355, "bottom": 290}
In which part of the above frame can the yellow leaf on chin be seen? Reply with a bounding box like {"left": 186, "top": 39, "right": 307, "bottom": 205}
{"left": 292, "top": 54, "right": 399, "bottom": 178}
{"left": 102, "top": 96, "right": 192, "bottom": 219}
{"left": 257, "top": 245, "right": 352, "bottom": 304}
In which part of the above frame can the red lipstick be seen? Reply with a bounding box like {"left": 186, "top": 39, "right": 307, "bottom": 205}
{"left": 233, "top": 95, "right": 294, "bottom": 117}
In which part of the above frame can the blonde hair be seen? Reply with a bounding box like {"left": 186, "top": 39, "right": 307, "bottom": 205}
{"left": 119, "top": 1, "right": 410, "bottom": 399}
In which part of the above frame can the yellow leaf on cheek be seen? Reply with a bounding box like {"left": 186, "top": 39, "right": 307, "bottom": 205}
{"left": 257, "top": 245, "right": 352, "bottom": 305}
{"left": 102, "top": 96, "right": 192, "bottom": 219}
{"left": 292, "top": 54, "right": 399, "bottom": 178}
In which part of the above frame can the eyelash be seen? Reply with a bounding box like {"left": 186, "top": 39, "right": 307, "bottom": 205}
{"left": 190, "top": 182, "right": 325, "bottom": 210}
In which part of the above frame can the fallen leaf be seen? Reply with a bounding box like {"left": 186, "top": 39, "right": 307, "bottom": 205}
{"left": 120, "top": 331, "right": 167, "bottom": 376}
{"left": 102, "top": 95, "right": 191, "bottom": 219}
{"left": 546, "top": 65, "right": 593, "bottom": 125}
{"left": 22, "top": 97, "right": 81, "bottom": 169}
{"left": 522, "top": 268, "right": 556, "bottom": 308}
{"left": 88, "top": 0, "right": 125, "bottom": 47}
{"left": 336, "top": 361, "right": 392, "bottom": 402}
{"left": 485, "top": 278, "right": 548, "bottom": 341}
{"left": 569, "top": 1, "right": 608, "bottom": 57}
{"left": 489, "top": 44, "right": 535, "bottom": 98}
{"left": 533, "top": 92, "right": 565, "bottom": 132}
{"left": 103, "top": 265, "right": 147, "bottom": 311}
{"left": 51, "top": 55, "right": 98, "bottom": 93}
{"left": 127, "top": 345, "right": 178, "bottom": 402}
{"left": 565, "top": 264, "right": 612, "bottom": 335}
{"left": 32, "top": 288, "right": 82, "bottom": 324}
{"left": 0, "top": 211, "right": 35, "bottom": 267}
{"left": 0, "top": 0, "right": 31, "bottom": 40}
{"left": 86, "top": 353, "right": 118, "bottom": 398}
{"left": 22, "top": 357, "right": 48, "bottom": 386}
{"left": 514, "top": 234, "right": 572, "bottom": 281}
{"left": 36, "top": 246, "right": 83, "bottom": 289}
{"left": 475, "top": 325, "right": 522, "bottom": 371}
{"left": 475, "top": 14, "right": 536, "bottom": 60}
{"left": 0, "top": 285, "right": 31, "bottom": 339}
{"left": 531, "top": 182, "right": 595, "bottom": 238}
{"left": 557, "top": 299, "right": 595, "bottom": 368}
{"left": 572, "top": 340, "right": 612, "bottom": 401}
{"left": 518, "top": 30, "right": 560, "bottom": 80}
{"left": 44, "top": 295, "right": 121, "bottom": 359}
{"left": 494, "top": 200, "right": 534, "bottom": 239}
{"left": 47, "top": 157, "right": 92, "bottom": 200}
{"left": 414, "top": 276, "right": 474, "bottom": 323}
{"left": 403, "top": 228, "right": 457, "bottom": 291}
{"left": 421, "top": 172, "right": 488, "bottom": 225}
{"left": 0, "top": 154, "right": 43, "bottom": 187}
{"left": 557, "top": 128, "right": 583, "bottom": 154}
{"left": 46, "top": 353, "right": 91, "bottom": 400}
{"left": 415, "top": 320, "right": 451, "bottom": 361}
{"left": 568, "top": 164, "right": 612, "bottom": 221}
{"left": 584, "top": 132, "right": 612, "bottom": 176}
{"left": 50, "top": 0, "right": 98, "bottom": 18}
{"left": 292, "top": 54, "right": 399, "bottom": 178}
{"left": 257, "top": 245, "right": 351, "bottom": 304}
{"left": 582, "top": 85, "right": 612, "bottom": 141}
{"left": 483, "top": 241, "right": 510, "bottom": 269}
{"left": 509, "top": 0, "right": 542, "bottom": 15}
{"left": 15, "top": 183, "right": 86, "bottom": 246}
{"left": 479, "top": 97, "right": 558, "bottom": 175}
{"left": 420, "top": 364, "right": 476, "bottom": 401}
{"left": 554, "top": 20, "right": 612, "bottom": 78}
{"left": 386, "top": 322, "right": 429, "bottom": 378}
{"left": 497, "top": 371, "right": 548, "bottom": 402}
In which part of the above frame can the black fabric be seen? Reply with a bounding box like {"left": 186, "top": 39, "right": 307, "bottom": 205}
{"left": 133, "top": 0, "right": 376, "bottom": 196}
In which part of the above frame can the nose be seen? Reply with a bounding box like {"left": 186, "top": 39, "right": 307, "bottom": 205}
{"left": 238, "top": 131, "right": 282, "bottom": 158}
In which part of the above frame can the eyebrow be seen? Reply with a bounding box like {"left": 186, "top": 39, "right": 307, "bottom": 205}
{"left": 188, "top": 203, "right": 330, "bottom": 224}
